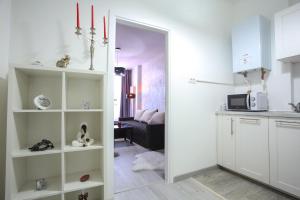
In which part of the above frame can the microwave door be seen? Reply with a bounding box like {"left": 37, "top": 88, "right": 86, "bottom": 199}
{"left": 228, "top": 94, "right": 248, "bottom": 110}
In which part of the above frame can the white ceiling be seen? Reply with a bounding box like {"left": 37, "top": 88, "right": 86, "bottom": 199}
{"left": 115, "top": 23, "right": 165, "bottom": 68}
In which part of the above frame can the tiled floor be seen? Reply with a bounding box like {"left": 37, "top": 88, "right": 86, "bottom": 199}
{"left": 194, "top": 167, "right": 297, "bottom": 200}
{"left": 114, "top": 142, "right": 164, "bottom": 194}
{"left": 115, "top": 164, "right": 298, "bottom": 200}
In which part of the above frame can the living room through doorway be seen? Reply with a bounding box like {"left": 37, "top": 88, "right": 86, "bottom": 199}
{"left": 113, "top": 20, "right": 167, "bottom": 194}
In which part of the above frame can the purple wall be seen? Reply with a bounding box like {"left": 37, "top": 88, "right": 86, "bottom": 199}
{"left": 140, "top": 53, "right": 165, "bottom": 112}
{"left": 116, "top": 23, "right": 166, "bottom": 112}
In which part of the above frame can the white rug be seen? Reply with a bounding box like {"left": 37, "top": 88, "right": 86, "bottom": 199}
{"left": 132, "top": 151, "right": 165, "bottom": 171}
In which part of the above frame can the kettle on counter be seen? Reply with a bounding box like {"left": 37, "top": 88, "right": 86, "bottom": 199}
{"left": 289, "top": 103, "right": 300, "bottom": 113}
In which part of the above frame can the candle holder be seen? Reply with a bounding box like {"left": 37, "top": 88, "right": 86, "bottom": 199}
{"left": 89, "top": 27, "right": 96, "bottom": 71}
{"left": 103, "top": 37, "right": 108, "bottom": 45}
{"left": 74, "top": 27, "right": 97, "bottom": 71}
{"left": 75, "top": 27, "right": 82, "bottom": 36}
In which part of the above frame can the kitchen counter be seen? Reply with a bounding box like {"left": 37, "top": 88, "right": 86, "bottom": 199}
{"left": 216, "top": 111, "right": 300, "bottom": 119}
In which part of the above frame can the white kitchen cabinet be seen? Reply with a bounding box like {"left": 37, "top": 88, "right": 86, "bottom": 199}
{"left": 275, "top": 3, "right": 300, "bottom": 62}
{"left": 236, "top": 116, "right": 269, "bottom": 184}
{"left": 217, "top": 115, "right": 236, "bottom": 171}
{"left": 232, "top": 15, "right": 271, "bottom": 73}
{"left": 269, "top": 119, "right": 300, "bottom": 197}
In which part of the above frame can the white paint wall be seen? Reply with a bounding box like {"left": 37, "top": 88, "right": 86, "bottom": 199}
{"left": 0, "top": 0, "right": 10, "bottom": 199}
{"left": 8, "top": 1, "right": 234, "bottom": 198}
{"left": 232, "top": 0, "right": 300, "bottom": 111}
{"left": 0, "top": 0, "right": 11, "bottom": 77}
{"left": 293, "top": 66, "right": 300, "bottom": 103}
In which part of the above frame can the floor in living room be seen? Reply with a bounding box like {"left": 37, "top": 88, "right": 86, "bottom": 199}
{"left": 114, "top": 140, "right": 165, "bottom": 194}
{"left": 115, "top": 157, "right": 297, "bottom": 200}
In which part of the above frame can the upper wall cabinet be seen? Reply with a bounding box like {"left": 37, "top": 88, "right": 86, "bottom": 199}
{"left": 275, "top": 3, "right": 300, "bottom": 63}
{"left": 232, "top": 16, "right": 271, "bottom": 73}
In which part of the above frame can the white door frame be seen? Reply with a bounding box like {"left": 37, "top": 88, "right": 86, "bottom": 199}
{"left": 105, "top": 10, "right": 172, "bottom": 199}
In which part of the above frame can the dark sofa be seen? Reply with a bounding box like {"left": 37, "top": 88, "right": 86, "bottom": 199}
{"left": 119, "top": 117, "right": 165, "bottom": 150}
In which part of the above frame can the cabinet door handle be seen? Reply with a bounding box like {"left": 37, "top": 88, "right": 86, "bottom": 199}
{"left": 231, "top": 118, "right": 233, "bottom": 135}
{"left": 240, "top": 118, "right": 260, "bottom": 124}
{"left": 276, "top": 121, "right": 300, "bottom": 129}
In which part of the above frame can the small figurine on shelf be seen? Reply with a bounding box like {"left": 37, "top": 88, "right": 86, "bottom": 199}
{"left": 29, "top": 139, "right": 54, "bottom": 152}
{"left": 72, "top": 122, "right": 94, "bottom": 147}
{"left": 78, "top": 191, "right": 88, "bottom": 200}
{"left": 82, "top": 100, "right": 91, "bottom": 110}
{"left": 56, "top": 55, "right": 70, "bottom": 68}
{"left": 36, "top": 178, "right": 47, "bottom": 191}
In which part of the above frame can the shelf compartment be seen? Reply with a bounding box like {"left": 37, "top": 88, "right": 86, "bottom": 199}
{"left": 13, "top": 68, "right": 62, "bottom": 110}
{"left": 64, "top": 185, "right": 103, "bottom": 200}
{"left": 13, "top": 109, "right": 62, "bottom": 113}
{"left": 64, "top": 142, "right": 103, "bottom": 153}
{"left": 12, "top": 147, "right": 61, "bottom": 158}
{"left": 64, "top": 150, "right": 103, "bottom": 193}
{"left": 65, "top": 112, "right": 103, "bottom": 147}
{"left": 64, "top": 109, "right": 104, "bottom": 113}
{"left": 65, "top": 72, "right": 104, "bottom": 110}
{"left": 37, "top": 194, "right": 62, "bottom": 200}
{"left": 12, "top": 112, "right": 61, "bottom": 154}
{"left": 12, "top": 154, "right": 62, "bottom": 200}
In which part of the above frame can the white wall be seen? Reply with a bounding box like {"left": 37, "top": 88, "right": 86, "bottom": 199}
{"left": 0, "top": 0, "right": 11, "bottom": 77}
{"left": 293, "top": 66, "right": 300, "bottom": 103}
{"left": 0, "top": 0, "right": 10, "bottom": 199}
{"left": 232, "top": 0, "right": 300, "bottom": 111}
{"left": 8, "top": 1, "right": 234, "bottom": 198}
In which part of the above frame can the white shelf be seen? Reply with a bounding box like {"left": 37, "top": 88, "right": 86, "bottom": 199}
{"left": 64, "top": 109, "right": 103, "bottom": 113}
{"left": 11, "top": 64, "right": 106, "bottom": 76}
{"left": 11, "top": 147, "right": 62, "bottom": 158}
{"left": 64, "top": 143, "right": 103, "bottom": 153}
{"left": 13, "top": 109, "right": 62, "bottom": 113}
{"left": 7, "top": 66, "right": 106, "bottom": 200}
{"left": 64, "top": 170, "right": 104, "bottom": 193}
{"left": 13, "top": 177, "right": 61, "bottom": 200}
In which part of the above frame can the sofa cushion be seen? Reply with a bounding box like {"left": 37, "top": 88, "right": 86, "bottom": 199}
{"left": 140, "top": 109, "right": 158, "bottom": 123}
{"left": 148, "top": 112, "right": 165, "bottom": 125}
{"left": 134, "top": 109, "right": 146, "bottom": 121}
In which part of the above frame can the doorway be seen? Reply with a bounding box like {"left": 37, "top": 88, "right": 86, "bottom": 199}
{"left": 109, "top": 17, "right": 170, "bottom": 195}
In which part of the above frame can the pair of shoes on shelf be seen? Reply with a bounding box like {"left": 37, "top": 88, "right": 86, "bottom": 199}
{"left": 29, "top": 139, "right": 54, "bottom": 152}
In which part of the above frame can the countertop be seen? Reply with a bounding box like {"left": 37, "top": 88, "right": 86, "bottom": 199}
{"left": 216, "top": 111, "right": 300, "bottom": 119}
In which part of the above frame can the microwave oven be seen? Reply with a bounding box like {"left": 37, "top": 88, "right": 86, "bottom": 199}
{"left": 227, "top": 92, "right": 268, "bottom": 111}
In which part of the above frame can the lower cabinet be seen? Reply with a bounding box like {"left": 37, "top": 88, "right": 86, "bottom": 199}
{"left": 222, "top": 115, "right": 236, "bottom": 171}
{"left": 236, "top": 116, "right": 269, "bottom": 184}
{"left": 269, "top": 119, "right": 300, "bottom": 197}
{"left": 217, "top": 114, "right": 300, "bottom": 198}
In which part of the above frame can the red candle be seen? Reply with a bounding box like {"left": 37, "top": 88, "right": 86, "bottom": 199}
{"left": 103, "top": 16, "right": 107, "bottom": 39}
{"left": 76, "top": 2, "right": 80, "bottom": 28}
{"left": 91, "top": 5, "right": 94, "bottom": 29}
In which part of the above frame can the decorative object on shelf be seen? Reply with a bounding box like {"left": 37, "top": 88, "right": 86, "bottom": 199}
{"left": 31, "top": 60, "right": 44, "bottom": 66}
{"left": 36, "top": 178, "right": 47, "bottom": 191}
{"left": 56, "top": 55, "right": 70, "bottom": 68}
{"left": 80, "top": 174, "right": 90, "bottom": 182}
{"left": 34, "top": 95, "right": 51, "bottom": 110}
{"left": 289, "top": 102, "right": 300, "bottom": 113}
{"left": 72, "top": 122, "right": 94, "bottom": 147}
{"left": 75, "top": 2, "right": 108, "bottom": 71}
{"left": 29, "top": 139, "right": 54, "bottom": 152}
{"left": 78, "top": 191, "right": 88, "bottom": 200}
{"left": 82, "top": 100, "right": 91, "bottom": 110}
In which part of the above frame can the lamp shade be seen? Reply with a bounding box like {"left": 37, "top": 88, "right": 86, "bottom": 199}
{"left": 115, "top": 67, "right": 125, "bottom": 76}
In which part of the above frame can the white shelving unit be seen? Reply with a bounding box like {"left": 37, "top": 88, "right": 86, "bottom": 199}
{"left": 5, "top": 65, "right": 106, "bottom": 200}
